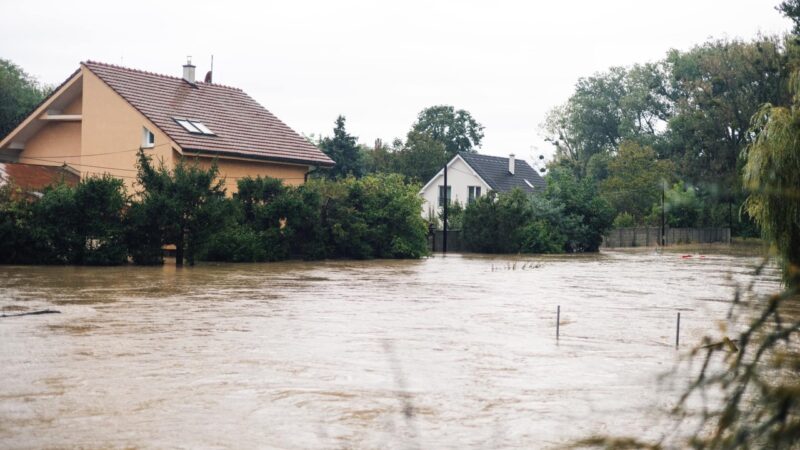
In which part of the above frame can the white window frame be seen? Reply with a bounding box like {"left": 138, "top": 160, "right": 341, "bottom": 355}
{"left": 468, "top": 186, "right": 481, "bottom": 204}
{"left": 192, "top": 122, "right": 215, "bottom": 135}
{"left": 176, "top": 119, "right": 202, "bottom": 133}
{"left": 438, "top": 185, "right": 451, "bottom": 207}
{"left": 174, "top": 118, "right": 216, "bottom": 136}
{"left": 142, "top": 127, "right": 155, "bottom": 148}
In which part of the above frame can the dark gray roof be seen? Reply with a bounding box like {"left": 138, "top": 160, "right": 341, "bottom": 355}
{"left": 459, "top": 152, "right": 546, "bottom": 193}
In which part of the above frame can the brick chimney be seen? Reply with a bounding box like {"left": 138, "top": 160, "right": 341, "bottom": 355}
{"left": 508, "top": 153, "right": 515, "bottom": 175}
{"left": 182, "top": 57, "right": 195, "bottom": 84}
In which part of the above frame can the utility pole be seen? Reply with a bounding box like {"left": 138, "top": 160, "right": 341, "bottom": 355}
{"left": 661, "top": 183, "right": 666, "bottom": 247}
{"left": 729, "top": 198, "right": 733, "bottom": 244}
{"left": 443, "top": 162, "right": 448, "bottom": 254}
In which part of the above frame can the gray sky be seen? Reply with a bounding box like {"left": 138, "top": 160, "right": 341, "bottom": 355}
{"left": 0, "top": 1, "right": 791, "bottom": 163}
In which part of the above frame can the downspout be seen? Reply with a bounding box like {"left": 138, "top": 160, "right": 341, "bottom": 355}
{"left": 304, "top": 166, "right": 317, "bottom": 183}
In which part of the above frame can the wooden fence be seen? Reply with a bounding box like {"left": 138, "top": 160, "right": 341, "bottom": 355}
{"left": 603, "top": 227, "right": 731, "bottom": 248}
{"left": 428, "top": 227, "right": 731, "bottom": 252}
{"left": 428, "top": 230, "right": 464, "bottom": 252}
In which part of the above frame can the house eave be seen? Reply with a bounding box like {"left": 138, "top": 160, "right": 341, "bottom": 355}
{"left": 418, "top": 154, "right": 494, "bottom": 195}
{"left": 181, "top": 147, "right": 335, "bottom": 168}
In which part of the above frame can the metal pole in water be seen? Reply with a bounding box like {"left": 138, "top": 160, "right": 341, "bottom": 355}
{"left": 557, "top": 305, "right": 561, "bottom": 340}
{"left": 442, "top": 163, "right": 448, "bottom": 254}
{"left": 676, "top": 312, "right": 681, "bottom": 348}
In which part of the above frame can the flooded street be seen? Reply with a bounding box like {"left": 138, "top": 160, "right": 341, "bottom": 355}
{"left": 0, "top": 248, "right": 782, "bottom": 449}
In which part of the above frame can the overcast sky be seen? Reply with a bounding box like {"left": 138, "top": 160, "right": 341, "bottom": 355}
{"left": 0, "top": 1, "right": 791, "bottom": 164}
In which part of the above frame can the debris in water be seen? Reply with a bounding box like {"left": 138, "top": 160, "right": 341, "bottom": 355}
{"left": 1, "top": 309, "right": 61, "bottom": 318}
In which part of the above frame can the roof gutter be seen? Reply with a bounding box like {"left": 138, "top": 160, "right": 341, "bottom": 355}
{"left": 182, "top": 147, "right": 336, "bottom": 168}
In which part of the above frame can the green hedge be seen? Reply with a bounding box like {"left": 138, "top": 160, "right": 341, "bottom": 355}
{"left": 0, "top": 155, "right": 429, "bottom": 265}
{"left": 462, "top": 168, "right": 613, "bottom": 254}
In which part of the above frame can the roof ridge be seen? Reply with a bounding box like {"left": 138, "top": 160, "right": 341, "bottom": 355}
{"left": 461, "top": 152, "right": 519, "bottom": 162}
{"left": 82, "top": 60, "right": 243, "bottom": 92}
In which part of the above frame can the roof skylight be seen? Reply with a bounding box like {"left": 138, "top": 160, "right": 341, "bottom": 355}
{"left": 192, "top": 122, "right": 215, "bottom": 135}
{"left": 174, "top": 118, "right": 215, "bottom": 136}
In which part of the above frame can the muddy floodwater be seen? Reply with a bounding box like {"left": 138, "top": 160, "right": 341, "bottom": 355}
{"left": 0, "top": 248, "right": 782, "bottom": 449}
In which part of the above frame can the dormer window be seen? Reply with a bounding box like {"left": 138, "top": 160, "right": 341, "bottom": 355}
{"left": 174, "top": 118, "right": 215, "bottom": 136}
{"left": 142, "top": 127, "right": 155, "bottom": 148}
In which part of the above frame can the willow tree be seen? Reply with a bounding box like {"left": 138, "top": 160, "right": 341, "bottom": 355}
{"left": 744, "top": 78, "right": 800, "bottom": 286}
{"left": 662, "top": 75, "right": 800, "bottom": 450}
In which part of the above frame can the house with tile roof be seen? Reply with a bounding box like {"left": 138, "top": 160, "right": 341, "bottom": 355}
{"left": 419, "top": 152, "right": 546, "bottom": 218}
{"left": 0, "top": 60, "right": 334, "bottom": 194}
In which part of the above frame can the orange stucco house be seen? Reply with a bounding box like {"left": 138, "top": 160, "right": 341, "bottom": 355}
{"left": 0, "top": 60, "right": 335, "bottom": 194}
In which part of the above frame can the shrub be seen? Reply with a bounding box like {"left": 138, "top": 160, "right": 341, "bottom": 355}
{"left": 613, "top": 212, "right": 636, "bottom": 228}
{"left": 0, "top": 185, "right": 44, "bottom": 264}
{"left": 200, "top": 225, "right": 267, "bottom": 262}
{"left": 462, "top": 170, "right": 613, "bottom": 254}
{"left": 26, "top": 176, "right": 129, "bottom": 265}
{"left": 546, "top": 167, "right": 614, "bottom": 252}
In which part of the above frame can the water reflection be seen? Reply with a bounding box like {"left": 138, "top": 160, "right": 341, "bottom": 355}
{"left": 0, "top": 248, "right": 781, "bottom": 448}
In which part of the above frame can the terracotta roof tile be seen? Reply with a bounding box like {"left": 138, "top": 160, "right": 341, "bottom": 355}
{"left": 82, "top": 61, "right": 335, "bottom": 167}
{"left": 0, "top": 162, "right": 80, "bottom": 192}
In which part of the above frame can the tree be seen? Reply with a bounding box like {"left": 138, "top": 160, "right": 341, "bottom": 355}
{"left": 542, "top": 64, "right": 669, "bottom": 176}
{"left": 600, "top": 141, "right": 674, "bottom": 223}
{"left": 319, "top": 115, "right": 364, "bottom": 179}
{"left": 744, "top": 83, "right": 800, "bottom": 285}
{"left": 664, "top": 37, "right": 787, "bottom": 185}
{"left": 410, "top": 105, "right": 484, "bottom": 159}
{"left": 778, "top": 0, "right": 800, "bottom": 34}
{"left": 133, "top": 149, "right": 227, "bottom": 267}
{"left": 0, "top": 59, "right": 50, "bottom": 138}
{"left": 647, "top": 181, "right": 703, "bottom": 228}
{"left": 389, "top": 131, "right": 448, "bottom": 182}
{"left": 546, "top": 167, "right": 614, "bottom": 252}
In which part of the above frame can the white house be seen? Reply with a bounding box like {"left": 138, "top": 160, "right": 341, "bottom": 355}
{"left": 419, "top": 152, "right": 546, "bottom": 219}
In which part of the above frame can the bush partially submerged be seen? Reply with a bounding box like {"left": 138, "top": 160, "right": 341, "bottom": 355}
{"left": 462, "top": 168, "right": 613, "bottom": 254}
{"left": 0, "top": 154, "right": 429, "bottom": 265}
{"left": 199, "top": 173, "right": 429, "bottom": 262}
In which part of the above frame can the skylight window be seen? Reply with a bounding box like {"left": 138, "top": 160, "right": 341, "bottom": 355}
{"left": 192, "top": 122, "right": 215, "bottom": 135}
{"left": 174, "top": 118, "right": 215, "bottom": 136}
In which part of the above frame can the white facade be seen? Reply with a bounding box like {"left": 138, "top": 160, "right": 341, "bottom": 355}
{"left": 419, "top": 155, "right": 492, "bottom": 219}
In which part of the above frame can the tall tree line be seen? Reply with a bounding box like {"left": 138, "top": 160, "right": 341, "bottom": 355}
{"left": 317, "top": 105, "right": 484, "bottom": 183}
{"left": 542, "top": 34, "right": 792, "bottom": 234}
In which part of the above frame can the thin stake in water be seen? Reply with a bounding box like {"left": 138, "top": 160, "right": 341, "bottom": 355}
{"left": 556, "top": 305, "right": 561, "bottom": 340}
{"left": 676, "top": 312, "right": 681, "bottom": 348}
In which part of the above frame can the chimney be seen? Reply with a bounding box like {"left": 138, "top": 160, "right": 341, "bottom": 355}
{"left": 182, "top": 56, "right": 195, "bottom": 84}
{"left": 508, "top": 153, "right": 515, "bottom": 175}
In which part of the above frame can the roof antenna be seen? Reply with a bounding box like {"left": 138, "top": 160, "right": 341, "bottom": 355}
{"left": 205, "top": 55, "right": 214, "bottom": 83}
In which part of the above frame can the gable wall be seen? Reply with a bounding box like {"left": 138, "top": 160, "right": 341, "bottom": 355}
{"left": 80, "top": 67, "right": 176, "bottom": 193}
{"left": 420, "top": 156, "right": 491, "bottom": 219}
{"left": 19, "top": 122, "right": 82, "bottom": 166}
{"left": 17, "top": 91, "right": 84, "bottom": 167}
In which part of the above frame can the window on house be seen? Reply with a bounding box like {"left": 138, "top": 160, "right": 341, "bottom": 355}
{"left": 438, "top": 185, "right": 451, "bottom": 207}
{"left": 142, "top": 127, "right": 155, "bottom": 148}
{"left": 174, "top": 118, "right": 215, "bottom": 135}
{"left": 468, "top": 186, "right": 481, "bottom": 204}
{"left": 192, "top": 122, "right": 215, "bottom": 135}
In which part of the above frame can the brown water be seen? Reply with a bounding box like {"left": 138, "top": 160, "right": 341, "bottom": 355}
{"left": 0, "top": 248, "right": 781, "bottom": 449}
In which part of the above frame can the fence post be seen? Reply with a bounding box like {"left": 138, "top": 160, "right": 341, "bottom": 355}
{"left": 556, "top": 305, "right": 561, "bottom": 341}
{"left": 676, "top": 312, "right": 681, "bottom": 349}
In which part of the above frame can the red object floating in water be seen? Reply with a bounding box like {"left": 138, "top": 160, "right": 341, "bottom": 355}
{"left": 682, "top": 255, "right": 692, "bottom": 258}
